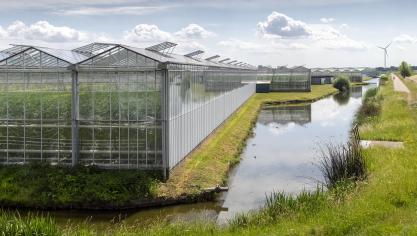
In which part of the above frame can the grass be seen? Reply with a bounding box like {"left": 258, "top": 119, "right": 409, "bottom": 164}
{"left": 157, "top": 85, "right": 338, "bottom": 198}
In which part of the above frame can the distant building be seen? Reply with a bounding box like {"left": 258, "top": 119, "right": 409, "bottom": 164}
{"left": 257, "top": 65, "right": 311, "bottom": 92}
{"left": 311, "top": 68, "right": 363, "bottom": 85}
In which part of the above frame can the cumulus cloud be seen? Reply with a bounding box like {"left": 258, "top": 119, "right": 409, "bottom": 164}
{"left": 175, "top": 24, "right": 215, "bottom": 39}
{"left": 257, "top": 11, "right": 312, "bottom": 38}
{"left": 320, "top": 18, "right": 335, "bottom": 23}
{"left": 257, "top": 12, "right": 368, "bottom": 51}
{"left": 393, "top": 34, "right": 417, "bottom": 44}
{"left": 123, "top": 24, "right": 172, "bottom": 43}
{"left": 1, "top": 20, "right": 87, "bottom": 42}
{"left": 124, "top": 23, "right": 214, "bottom": 46}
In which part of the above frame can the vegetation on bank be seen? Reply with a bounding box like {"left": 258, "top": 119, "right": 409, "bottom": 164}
{"left": 333, "top": 76, "right": 350, "bottom": 91}
{"left": 4, "top": 78, "right": 417, "bottom": 235}
{"left": 0, "top": 163, "right": 162, "bottom": 208}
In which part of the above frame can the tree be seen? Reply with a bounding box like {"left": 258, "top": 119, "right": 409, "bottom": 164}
{"left": 399, "top": 61, "right": 412, "bottom": 78}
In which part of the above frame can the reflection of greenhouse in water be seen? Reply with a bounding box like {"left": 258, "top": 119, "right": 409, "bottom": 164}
{"left": 0, "top": 42, "right": 257, "bottom": 174}
{"left": 257, "top": 104, "right": 312, "bottom": 126}
{"left": 350, "top": 86, "right": 363, "bottom": 98}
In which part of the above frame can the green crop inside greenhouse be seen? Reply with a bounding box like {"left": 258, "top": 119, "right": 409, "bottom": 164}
{"left": 0, "top": 42, "right": 257, "bottom": 173}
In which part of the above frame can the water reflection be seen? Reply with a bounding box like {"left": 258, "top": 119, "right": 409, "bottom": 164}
{"left": 258, "top": 104, "right": 311, "bottom": 126}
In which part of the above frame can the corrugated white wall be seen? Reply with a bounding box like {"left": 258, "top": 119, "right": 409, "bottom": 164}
{"left": 168, "top": 83, "right": 255, "bottom": 169}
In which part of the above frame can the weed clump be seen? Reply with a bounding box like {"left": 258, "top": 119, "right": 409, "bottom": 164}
{"left": 319, "top": 141, "right": 366, "bottom": 189}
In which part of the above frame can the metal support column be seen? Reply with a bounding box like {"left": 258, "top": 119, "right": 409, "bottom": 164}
{"left": 160, "top": 63, "right": 170, "bottom": 180}
{"left": 71, "top": 65, "right": 80, "bottom": 166}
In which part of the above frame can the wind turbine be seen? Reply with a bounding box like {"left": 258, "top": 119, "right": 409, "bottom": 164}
{"left": 377, "top": 42, "right": 392, "bottom": 68}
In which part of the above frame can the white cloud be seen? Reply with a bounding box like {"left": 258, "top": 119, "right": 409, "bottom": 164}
{"left": 340, "top": 23, "right": 349, "bottom": 29}
{"left": 257, "top": 12, "right": 366, "bottom": 51}
{"left": 321, "top": 37, "right": 369, "bottom": 51}
{"left": 397, "top": 45, "right": 406, "bottom": 51}
{"left": 57, "top": 6, "right": 168, "bottom": 16}
{"left": 1, "top": 20, "right": 87, "bottom": 42}
{"left": 257, "top": 11, "right": 312, "bottom": 38}
{"left": 288, "top": 42, "right": 309, "bottom": 49}
{"left": 175, "top": 24, "right": 215, "bottom": 39}
{"left": 123, "top": 24, "right": 172, "bottom": 43}
{"left": 393, "top": 34, "right": 417, "bottom": 44}
{"left": 320, "top": 18, "right": 335, "bottom": 23}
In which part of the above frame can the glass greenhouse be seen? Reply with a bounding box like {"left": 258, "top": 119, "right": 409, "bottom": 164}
{"left": 0, "top": 42, "right": 257, "bottom": 175}
{"left": 311, "top": 68, "right": 363, "bottom": 84}
{"left": 257, "top": 66, "right": 311, "bottom": 92}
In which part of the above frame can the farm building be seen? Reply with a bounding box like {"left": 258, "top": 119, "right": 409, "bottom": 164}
{"left": 311, "top": 68, "right": 363, "bottom": 85}
{"left": 0, "top": 42, "right": 257, "bottom": 176}
{"left": 257, "top": 66, "right": 311, "bottom": 92}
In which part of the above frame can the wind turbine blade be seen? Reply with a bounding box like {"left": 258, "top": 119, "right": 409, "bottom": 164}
{"left": 377, "top": 46, "right": 384, "bottom": 49}
{"left": 385, "top": 42, "right": 392, "bottom": 48}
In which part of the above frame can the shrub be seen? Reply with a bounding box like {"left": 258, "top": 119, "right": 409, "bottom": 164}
{"left": 399, "top": 61, "right": 412, "bottom": 78}
{"left": 379, "top": 74, "right": 389, "bottom": 85}
{"left": 319, "top": 141, "right": 366, "bottom": 189}
{"left": 333, "top": 77, "right": 350, "bottom": 92}
{"left": 380, "top": 74, "right": 389, "bottom": 81}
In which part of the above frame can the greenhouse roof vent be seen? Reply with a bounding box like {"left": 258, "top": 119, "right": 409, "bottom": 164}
{"left": 184, "top": 50, "right": 204, "bottom": 59}
{"left": 145, "top": 42, "right": 177, "bottom": 55}
{"left": 205, "top": 55, "right": 220, "bottom": 61}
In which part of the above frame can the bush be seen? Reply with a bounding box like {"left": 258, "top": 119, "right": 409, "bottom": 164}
{"left": 379, "top": 74, "right": 389, "bottom": 85}
{"left": 319, "top": 141, "right": 366, "bottom": 189}
{"left": 333, "top": 77, "right": 350, "bottom": 92}
{"left": 399, "top": 61, "right": 412, "bottom": 78}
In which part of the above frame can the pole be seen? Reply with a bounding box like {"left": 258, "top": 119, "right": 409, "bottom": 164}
{"left": 71, "top": 65, "right": 80, "bottom": 166}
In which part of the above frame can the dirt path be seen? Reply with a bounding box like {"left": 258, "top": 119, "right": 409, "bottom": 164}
{"left": 392, "top": 74, "right": 410, "bottom": 93}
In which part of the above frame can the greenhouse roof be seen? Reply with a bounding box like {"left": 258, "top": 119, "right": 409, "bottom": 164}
{"left": 311, "top": 67, "right": 363, "bottom": 72}
{"left": 0, "top": 52, "right": 9, "bottom": 61}
{"left": 122, "top": 44, "right": 253, "bottom": 69}
{"left": 0, "top": 42, "right": 255, "bottom": 70}
{"left": 0, "top": 45, "right": 89, "bottom": 64}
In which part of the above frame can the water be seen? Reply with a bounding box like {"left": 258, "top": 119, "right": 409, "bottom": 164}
{"left": 7, "top": 79, "right": 379, "bottom": 227}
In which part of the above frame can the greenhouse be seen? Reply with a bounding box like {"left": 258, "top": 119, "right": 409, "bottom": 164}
{"left": 311, "top": 68, "right": 363, "bottom": 84}
{"left": 0, "top": 42, "right": 257, "bottom": 175}
{"left": 257, "top": 66, "right": 311, "bottom": 92}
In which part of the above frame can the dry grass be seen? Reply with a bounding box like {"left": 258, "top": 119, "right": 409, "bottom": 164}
{"left": 157, "top": 85, "right": 338, "bottom": 198}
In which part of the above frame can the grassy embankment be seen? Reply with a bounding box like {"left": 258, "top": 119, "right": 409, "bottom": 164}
{"left": 0, "top": 85, "right": 338, "bottom": 209}
{"left": 6, "top": 78, "right": 417, "bottom": 235}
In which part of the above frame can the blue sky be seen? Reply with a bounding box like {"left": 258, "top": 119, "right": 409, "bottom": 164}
{"left": 0, "top": 0, "right": 416, "bottom": 67}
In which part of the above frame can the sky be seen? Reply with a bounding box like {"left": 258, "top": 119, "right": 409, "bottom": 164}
{"left": 0, "top": 0, "right": 416, "bottom": 68}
